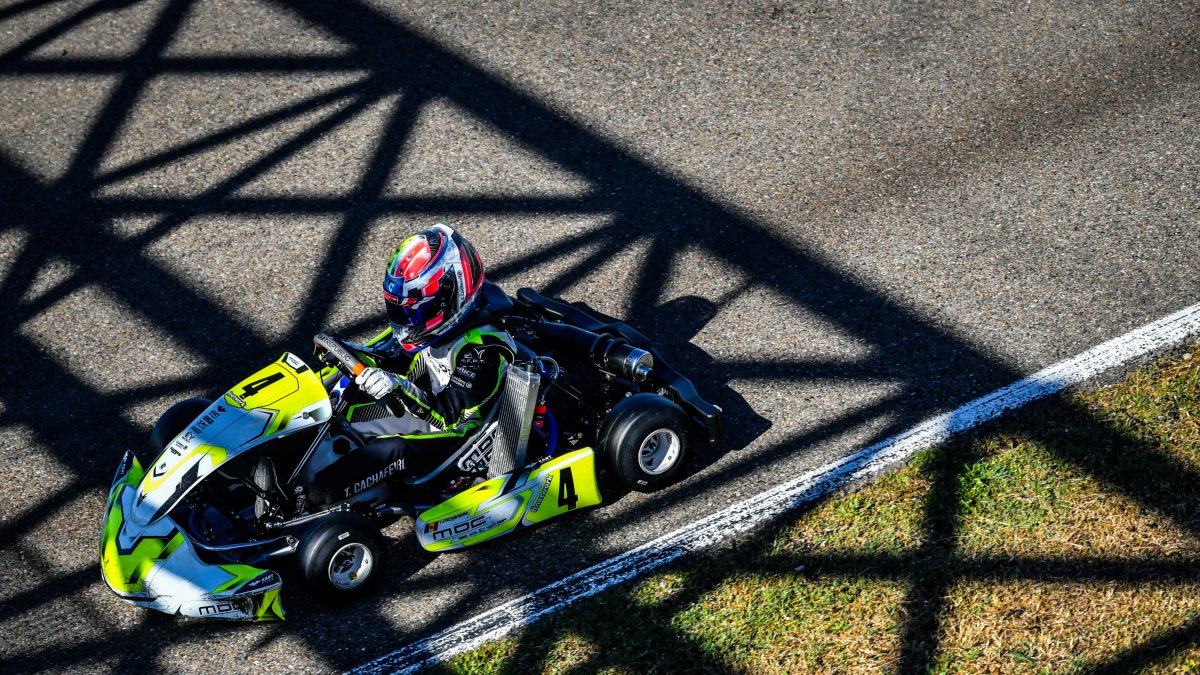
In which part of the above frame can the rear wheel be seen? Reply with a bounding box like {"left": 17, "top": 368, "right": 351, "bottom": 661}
{"left": 298, "top": 512, "right": 386, "bottom": 605}
{"left": 600, "top": 394, "right": 690, "bottom": 492}
{"left": 149, "top": 398, "right": 211, "bottom": 454}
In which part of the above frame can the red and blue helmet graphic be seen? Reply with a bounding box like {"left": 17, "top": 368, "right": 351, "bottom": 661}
{"left": 383, "top": 224, "right": 484, "bottom": 351}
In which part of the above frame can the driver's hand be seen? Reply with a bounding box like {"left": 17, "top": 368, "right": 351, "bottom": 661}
{"left": 355, "top": 367, "right": 402, "bottom": 399}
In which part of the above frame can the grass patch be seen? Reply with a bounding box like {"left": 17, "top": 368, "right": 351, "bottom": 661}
{"left": 675, "top": 573, "right": 906, "bottom": 673}
{"left": 441, "top": 348, "right": 1200, "bottom": 674}
{"left": 937, "top": 580, "right": 1200, "bottom": 673}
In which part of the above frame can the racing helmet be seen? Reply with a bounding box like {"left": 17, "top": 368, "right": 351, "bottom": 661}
{"left": 383, "top": 224, "right": 485, "bottom": 352}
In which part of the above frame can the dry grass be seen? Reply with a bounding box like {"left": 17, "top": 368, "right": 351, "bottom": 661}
{"left": 953, "top": 436, "right": 1200, "bottom": 560}
{"left": 676, "top": 573, "right": 906, "bottom": 673}
{"left": 939, "top": 581, "right": 1200, "bottom": 673}
{"left": 777, "top": 459, "right": 930, "bottom": 556}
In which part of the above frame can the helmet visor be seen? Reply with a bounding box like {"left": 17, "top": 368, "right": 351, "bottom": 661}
{"left": 385, "top": 294, "right": 434, "bottom": 326}
{"left": 386, "top": 297, "right": 443, "bottom": 347}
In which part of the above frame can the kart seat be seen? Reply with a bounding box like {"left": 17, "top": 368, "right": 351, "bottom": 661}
{"left": 456, "top": 281, "right": 513, "bottom": 333}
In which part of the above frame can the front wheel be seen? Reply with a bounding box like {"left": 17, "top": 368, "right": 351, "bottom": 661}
{"left": 297, "top": 513, "right": 387, "bottom": 605}
{"left": 600, "top": 394, "right": 690, "bottom": 493}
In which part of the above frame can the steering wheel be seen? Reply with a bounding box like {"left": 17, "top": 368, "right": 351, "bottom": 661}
{"left": 314, "top": 333, "right": 409, "bottom": 418}
{"left": 313, "top": 332, "right": 366, "bottom": 379}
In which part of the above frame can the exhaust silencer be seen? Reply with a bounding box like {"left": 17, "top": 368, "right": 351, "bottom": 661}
{"left": 518, "top": 320, "right": 654, "bottom": 381}
{"left": 599, "top": 340, "right": 653, "bottom": 382}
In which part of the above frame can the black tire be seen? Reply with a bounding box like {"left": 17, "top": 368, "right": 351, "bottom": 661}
{"left": 298, "top": 512, "right": 386, "bottom": 605}
{"left": 149, "top": 398, "right": 211, "bottom": 454}
{"left": 252, "top": 456, "right": 286, "bottom": 521}
{"left": 599, "top": 394, "right": 690, "bottom": 493}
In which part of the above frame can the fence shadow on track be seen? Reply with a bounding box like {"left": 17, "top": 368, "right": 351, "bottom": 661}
{"left": 0, "top": 0, "right": 1197, "bottom": 671}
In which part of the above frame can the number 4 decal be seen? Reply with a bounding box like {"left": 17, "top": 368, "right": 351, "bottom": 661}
{"left": 557, "top": 467, "right": 579, "bottom": 510}
{"left": 239, "top": 372, "right": 284, "bottom": 399}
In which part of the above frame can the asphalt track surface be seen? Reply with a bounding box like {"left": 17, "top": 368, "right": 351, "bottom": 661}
{"left": 0, "top": 0, "right": 1196, "bottom": 672}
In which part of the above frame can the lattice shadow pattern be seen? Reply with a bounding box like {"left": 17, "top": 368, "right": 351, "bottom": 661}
{"left": 0, "top": 0, "right": 1197, "bottom": 671}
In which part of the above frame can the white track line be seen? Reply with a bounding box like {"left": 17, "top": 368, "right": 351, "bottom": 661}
{"left": 348, "top": 303, "right": 1200, "bottom": 675}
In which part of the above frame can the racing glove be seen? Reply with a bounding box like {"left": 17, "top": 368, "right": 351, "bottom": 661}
{"left": 355, "top": 367, "right": 403, "bottom": 399}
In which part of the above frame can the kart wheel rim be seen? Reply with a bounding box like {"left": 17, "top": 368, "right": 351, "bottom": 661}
{"left": 638, "top": 429, "right": 681, "bottom": 475}
{"left": 328, "top": 543, "right": 373, "bottom": 590}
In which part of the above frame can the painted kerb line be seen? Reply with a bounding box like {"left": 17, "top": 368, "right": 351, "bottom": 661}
{"left": 349, "top": 302, "right": 1200, "bottom": 675}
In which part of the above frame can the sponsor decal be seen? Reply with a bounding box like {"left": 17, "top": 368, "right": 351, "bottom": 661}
{"left": 430, "top": 514, "right": 489, "bottom": 542}
{"left": 197, "top": 602, "right": 238, "bottom": 616}
{"left": 284, "top": 353, "right": 310, "bottom": 373}
{"left": 190, "top": 406, "right": 223, "bottom": 431}
{"left": 152, "top": 461, "right": 169, "bottom": 478}
{"left": 235, "top": 572, "right": 280, "bottom": 594}
{"left": 430, "top": 359, "right": 453, "bottom": 379}
{"left": 530, "top": 475, "right": 554, "bottom": 514}
{"left": 331, "top": 376, "right": 350, "bottom": 406}
{"left": 226, "top": 392, "right": 247, "bottom": 409}
{"left": 456, "top": 431, "right": 495, "bottom": 472}
{"left": 115, "top": 451, "right": 134, "bottom": 480}
{"left": 343, "top": 458, "right": 405, "bottom": 498}
{"left": 453, "top": 268, "right": 465, "bottom": 303}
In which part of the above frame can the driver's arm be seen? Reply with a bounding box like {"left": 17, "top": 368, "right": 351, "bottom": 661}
{"left": 346, "top": 327, "right": 412, "bottom": 368}
{"left": 391, "top": 344, "right": 511, "bottom": 435}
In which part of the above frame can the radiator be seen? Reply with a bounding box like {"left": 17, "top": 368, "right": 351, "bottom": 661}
{"left": 488, "top": 362, "right": 540, "bottom": 478}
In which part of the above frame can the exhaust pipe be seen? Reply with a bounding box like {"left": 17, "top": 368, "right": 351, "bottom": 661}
{"left": 510, "top": 318, "right": 654, "bottom": 381}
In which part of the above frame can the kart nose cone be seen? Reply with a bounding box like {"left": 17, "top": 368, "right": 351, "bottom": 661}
{"left": 99, "top": 452, "right": 286, "bottom": 621}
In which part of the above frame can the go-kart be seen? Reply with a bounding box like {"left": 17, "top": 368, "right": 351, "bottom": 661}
{"left": 98, "top": 284, "right": 720, "bottom": 620}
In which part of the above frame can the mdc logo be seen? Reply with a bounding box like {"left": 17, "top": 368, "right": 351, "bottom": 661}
{"left": 196, "top": 602, "right": 237, "bottom": 616}
{"left": 430, "top": 515, "right": 489, "bottom": 541}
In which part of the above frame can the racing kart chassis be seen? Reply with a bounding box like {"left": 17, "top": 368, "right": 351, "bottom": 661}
{"left": 99, "top": 285, "right": 721, "bottom": 620}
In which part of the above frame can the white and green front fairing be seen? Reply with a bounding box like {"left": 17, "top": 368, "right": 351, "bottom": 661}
{"left": 99, "top": 352, "right": 331, "bottom": 621}
{"left": 99, "top": 453, "right": 286, "bottom": 620}
{"left": 416, "top": 448, "right": 603, "bottom": 552}
{"left": 132, "top": 353, "right": 331, "bottom": 527}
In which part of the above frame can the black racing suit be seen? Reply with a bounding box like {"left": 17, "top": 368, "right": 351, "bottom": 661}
{"left": 309, "top": 324, "right": 515, "bottom": 504}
